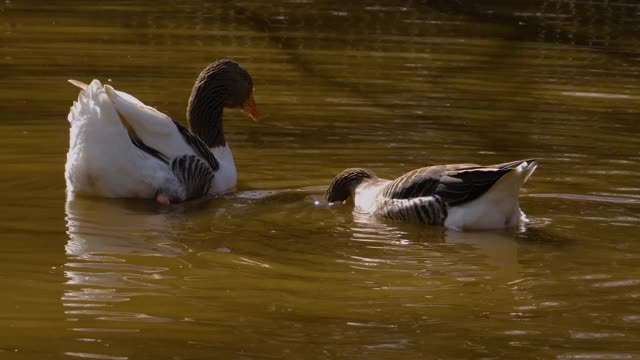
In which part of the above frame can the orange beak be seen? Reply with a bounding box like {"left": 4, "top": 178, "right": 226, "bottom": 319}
{"left": 242, "top": 93, "right": 259, "bottom": 121}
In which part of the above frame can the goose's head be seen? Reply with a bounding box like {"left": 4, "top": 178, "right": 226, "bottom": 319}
{"left": 187, "top": 59, "right": 259, "bottom": 147}
{"left": 187, "top": 59, "right": 259, "bottom": 122}
{"left": 325, "top": 168, "right": 377, "bottom": 203}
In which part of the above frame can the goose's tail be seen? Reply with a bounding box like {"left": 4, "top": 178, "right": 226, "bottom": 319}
{"left": 67, "top": 79, "right": 106, "bottom": 125}
{"left": 444, "top": 159, "right": 538, "bottom": 230}
{"left": 68, "top": 79, "right": 89, "bottom": 91}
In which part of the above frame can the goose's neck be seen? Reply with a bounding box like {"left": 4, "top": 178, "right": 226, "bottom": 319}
{"left": 187, "top": 88, "right": 226, "bottom": 148}
{"left": 325, "top": 168, "right": 378, "bottom": 203}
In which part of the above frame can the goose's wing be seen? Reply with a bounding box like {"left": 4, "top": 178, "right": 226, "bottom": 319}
{"left": 171, "top": 122, "right": 220, "bottom": 172}
{"left": 381, "top": 160, "right": 532, "bottom": 206}
{"left": 103, "top": 85, "right": 183, "bottom": 151}
{"left": 380, "top": 164, "right": 478, "bottom": 199}
{"left": 103, "top": 85, "right": 219, "bottom": 172}
{"left": 171, "top": 155, "right": 216, "bottom": 200}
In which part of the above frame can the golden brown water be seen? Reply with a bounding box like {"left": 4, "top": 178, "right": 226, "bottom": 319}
{"left": 2, "top": 1, "right": 640, "bottom": 359}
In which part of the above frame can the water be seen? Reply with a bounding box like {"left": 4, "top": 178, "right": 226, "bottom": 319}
{"left": 2, "top": 0, "right": 640, "bottom": 358}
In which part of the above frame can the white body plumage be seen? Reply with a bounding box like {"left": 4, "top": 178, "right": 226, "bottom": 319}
{"left": 65, "top": 80, "right": 236, "bottom": 200}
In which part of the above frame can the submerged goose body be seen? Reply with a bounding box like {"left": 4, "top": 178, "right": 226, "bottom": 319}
{"left": 325, "top": 159, "right": 537, "bottom": 230}
{"left": 65, "top": 60, "right": 258, "bottom": 203}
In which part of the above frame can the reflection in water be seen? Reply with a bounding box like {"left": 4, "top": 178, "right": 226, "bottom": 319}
{"left": 445, "top": 228, "right": 521, "bottom": 280}
{"left": 2, "top": 0, "right": 640, "bottom": 358}
{"left": 349, "top": 212, "right": 522, "bottom": 280}
{"left": 63, "top": 196, "right": 187, "bottom": 357}
{"left": 64, "top": 196, "right": 185, "bottom": 261}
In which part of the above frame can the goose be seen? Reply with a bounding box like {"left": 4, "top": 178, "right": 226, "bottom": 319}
{"left": 65, "top": 59, "right": 258, "bottom": 204}
{"left": 325, "top": 159, "right": 537, "bottom": 230}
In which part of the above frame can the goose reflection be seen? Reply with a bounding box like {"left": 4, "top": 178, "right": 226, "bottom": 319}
{"left": 65, "top": 196, "right": 186, "bottom": 261}
{"left": 63, "top": 195, "right": 187, "bottom": 324}
{"left": 348, "top": 212, "right": 522, "bottom": 280}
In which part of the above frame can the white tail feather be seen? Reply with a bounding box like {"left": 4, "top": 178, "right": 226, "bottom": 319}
{"left": 445, "top": 160, "right": 537, "bottom": 230}
{"left": 68, "top": 79, "right": 89, "bottom": 91}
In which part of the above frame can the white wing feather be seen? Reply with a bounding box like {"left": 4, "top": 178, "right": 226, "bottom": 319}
{"left": 103, "top": 85, "right": 194, "bottom": 159}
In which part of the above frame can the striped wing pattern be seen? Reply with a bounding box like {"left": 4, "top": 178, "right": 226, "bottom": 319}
{"left": 377, "top": 196, "right": 448, "bottom": 225}
{"left": 121, "top": 119, "right": 219, "bottom": 201}
{"left": 381, "top": 166, "right": 450, "bottom": 199}
{"left": 170, "top": 155, "right": 215, "bottom": 200}
{"left": 377, "top": 160, "right": 531, "bottom": 223}
{"left": 172, "top": 120, "right": 220, "bottom": 171}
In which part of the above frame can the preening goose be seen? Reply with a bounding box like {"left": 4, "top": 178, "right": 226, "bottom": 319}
{"left": 65, "top": 59, "right": 259, "bottom": 204}
{"left": 325, "top": 159, "right": 537, "bottom": 230}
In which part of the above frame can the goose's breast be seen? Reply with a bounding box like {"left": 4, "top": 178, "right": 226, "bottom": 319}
{"left": 208, "top": 145, "right": 237, "bottom": 193}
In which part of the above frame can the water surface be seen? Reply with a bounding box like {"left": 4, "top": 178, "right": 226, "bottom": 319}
{"left": 1, "top": 1, "right": 640, "bottom": 359}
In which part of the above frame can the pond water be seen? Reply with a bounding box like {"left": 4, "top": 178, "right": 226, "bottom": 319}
{"left": 1, "top": 0, "right": 640, "bottom": 359}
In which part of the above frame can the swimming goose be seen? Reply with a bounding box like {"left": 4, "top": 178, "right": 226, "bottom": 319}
{"left": 65, "top": 59, "right": 259, "bottom": 204}
{"left": 325, "top": 159, "right": 537, "bottom": 230}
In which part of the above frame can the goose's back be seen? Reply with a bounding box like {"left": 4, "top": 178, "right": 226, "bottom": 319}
{"left": 65, "top": 80, "right": 177, "bottom": 198}
{"left": 368, "top": 160, "right": 537, "bottom": 229}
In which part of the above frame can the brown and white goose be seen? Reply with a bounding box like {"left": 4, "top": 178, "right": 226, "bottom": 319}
{"left": 325, "top": 159, "right": 537, "bottom": 230}
{"left": 65, "top": 59, "right": 258, "bottom": 204}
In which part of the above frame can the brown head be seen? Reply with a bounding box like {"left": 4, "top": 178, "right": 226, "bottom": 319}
{"left": 187, "top": 59, "right": 259, "bottom": 147}
{"left": 325, "top": 168, "right": 377, "bottom": 203}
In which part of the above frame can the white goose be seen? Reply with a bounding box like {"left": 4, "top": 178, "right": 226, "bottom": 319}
{"left": 65, "top": 59, "right": 258, "bottom": 204}
{"left": 325, "top": 159, "right": 537, "bottom": 230}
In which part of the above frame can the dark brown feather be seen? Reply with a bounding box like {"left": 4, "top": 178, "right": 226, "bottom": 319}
{"left": 186, "top": 59, "right": 254, "bottom": 148}
{"left": 171, "top": 155, "right": 215, "bottom": 201}
{"left": 325, "top": 168, "right": 376, "bottom": 202}
{"left": 381, "top": 160, "right": 534, "bottom": 207}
